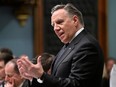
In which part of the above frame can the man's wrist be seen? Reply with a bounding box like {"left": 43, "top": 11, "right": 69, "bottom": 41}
{"left": 37, "top": 72, "right": 46, "bottom": 83}
{"left": 40, "top": 72, "right": 45, "bottom": 80}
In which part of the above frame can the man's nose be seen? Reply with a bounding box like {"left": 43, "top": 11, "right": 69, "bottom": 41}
{"left": 54, "top": 24, "right": 60, "bottom": 31}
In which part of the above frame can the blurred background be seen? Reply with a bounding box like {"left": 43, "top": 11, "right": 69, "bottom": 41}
{"left": 0, "top": 0, "right": 115, "bottom": 61}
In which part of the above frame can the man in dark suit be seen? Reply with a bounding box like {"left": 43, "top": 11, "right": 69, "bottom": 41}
{"left": 17, "top": 3, "right": 104, "bottom": 87}
{"left": 4, "top": 59, "right": 31, "bottom": 87}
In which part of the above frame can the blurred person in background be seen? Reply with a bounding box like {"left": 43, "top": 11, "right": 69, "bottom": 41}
{"left": 102, "top": 58, "right": 116, "bottom": 87}
{"left": 0, "top": 48, "right": 13, "bottom": 56}
{"left": 4, "top": 58, "right": 31, "bottom": 87}
{"left": 0, "top": 53, "right": 14, "bottom": 87}
{"left": 31, "top": 53, "right": 55, "bottom": 87}
{"left": 32, "top": 53, "right": 55, "bottom": 74}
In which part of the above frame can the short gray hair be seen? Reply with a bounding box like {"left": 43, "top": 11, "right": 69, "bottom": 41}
{"left": 51, "top": 3, "right": 84, "bottom": 25}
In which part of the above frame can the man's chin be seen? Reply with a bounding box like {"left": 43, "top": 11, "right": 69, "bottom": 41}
{"left": 61, "top": 39, "right": 69, "bottom": 44}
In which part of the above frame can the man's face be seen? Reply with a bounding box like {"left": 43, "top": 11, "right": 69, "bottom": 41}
{"left": 5, "top": 63, "right": 23, "bottom": 87}
{"left": 51, "top": 9, "right": 78, "bottom": 44}
{"left": 0, "top": 60, "right": 5, "bottom": 80}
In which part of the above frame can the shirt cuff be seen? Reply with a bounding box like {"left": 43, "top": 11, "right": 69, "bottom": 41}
{"left": 37, "top": 72, "right": 46, "bottom": 83}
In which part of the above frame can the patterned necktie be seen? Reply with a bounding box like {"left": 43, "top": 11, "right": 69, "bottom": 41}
{"left": 64, "top": 43, "right": 69, "bottom": 48}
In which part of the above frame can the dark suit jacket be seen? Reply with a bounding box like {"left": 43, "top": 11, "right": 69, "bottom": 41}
{"left": 31, "top": 29, "right": 104, "bottom": 87}
{"left": 22, "top": 80, "right": 31, "bottom": 87}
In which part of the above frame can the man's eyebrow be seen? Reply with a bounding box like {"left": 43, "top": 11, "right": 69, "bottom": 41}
{"left": 6, "top": 74, "right": 12, "bottom": 77}
{"left": 0, "top": 66, "right": 3, "bottom": 68}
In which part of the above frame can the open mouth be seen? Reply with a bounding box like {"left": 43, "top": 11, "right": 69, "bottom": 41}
{"left": 59, "top": 32, "right": 64, "bottom": 38}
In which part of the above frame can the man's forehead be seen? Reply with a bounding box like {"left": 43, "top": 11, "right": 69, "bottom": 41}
{"left": 5, "top": 69, "right": 15, "bottom": 76}
{"left": 5, "top": 63, "right": 15, "bottom": 72}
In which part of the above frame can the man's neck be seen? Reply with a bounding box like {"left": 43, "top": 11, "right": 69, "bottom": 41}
{"left": 69, "top": 27, "right": 84, "bottom": 43}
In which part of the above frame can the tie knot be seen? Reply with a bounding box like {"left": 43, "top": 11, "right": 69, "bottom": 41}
{"left": 65, "top": 43, "right": 69, "bottom": 48}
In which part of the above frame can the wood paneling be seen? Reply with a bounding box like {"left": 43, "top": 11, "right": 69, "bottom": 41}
{"left": 98, "top": 0, "right": 107, "bottom": 61}
{"left": 33, "top": 0, "right": 43, "bottom": 56}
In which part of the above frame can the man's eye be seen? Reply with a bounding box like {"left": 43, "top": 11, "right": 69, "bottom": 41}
{"left": 0, "top": 67, "right": 3, "bottom": 69}
{"left": 57, "top": 20, "right": 64, "bottom": 24}
{"left": 7, "top": 75, "right": 13, "bottom": 77}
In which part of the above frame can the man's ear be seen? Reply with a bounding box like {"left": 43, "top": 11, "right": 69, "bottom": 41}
{"left": 72, "top": 15, "right": 79, "bottom": 26}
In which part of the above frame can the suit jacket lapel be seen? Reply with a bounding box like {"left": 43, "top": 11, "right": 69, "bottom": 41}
{"left": 52, "top": 45, "right": 74, "bottom": 75}
{"left": 52, "top": 29, "right": 86, "bottom": 75}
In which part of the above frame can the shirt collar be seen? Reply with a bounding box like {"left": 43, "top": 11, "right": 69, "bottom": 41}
{"left": 69, "top": 27, "right": 84, "bottom": 43}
